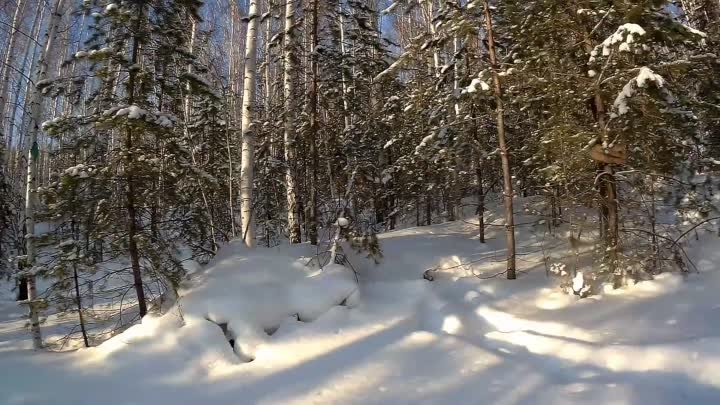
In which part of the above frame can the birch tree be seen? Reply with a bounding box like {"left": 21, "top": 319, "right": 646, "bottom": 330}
{"left": 23, "top": 0, "right": 70, "bottom": 349}
{"left": 283, "top": 0, "right": 302, "bottom": 243}
{"left": 0, "top": 0, "right": 27, "bottom": 138}
{"left": 240, "top": 0, "right": 261, "bottom": 248}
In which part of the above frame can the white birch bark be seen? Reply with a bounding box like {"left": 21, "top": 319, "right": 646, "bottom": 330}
{"left": 338, "top": 0, "right": 351, "bottom": 131}
{"left": 24, "top": 0, "right": 69, "bottom": 349}
{"left": 239, "top": 0, "right": 261, "bottom": 248}
{"left": 6, "top": 2, "right": 43, "bottom": 174}
{"left": 0, "top": 0, "right": 27, "bottom": 139}
{"left": 422, "top": 0, "right": 440, "bottom": 76}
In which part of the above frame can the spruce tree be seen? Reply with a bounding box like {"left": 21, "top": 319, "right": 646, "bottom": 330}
{"left": 41, "top": 0, "right": 225, "bottom": 325}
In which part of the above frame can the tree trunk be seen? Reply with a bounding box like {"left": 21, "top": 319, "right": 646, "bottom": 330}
{"left": 476, "top": 162, "right": 486, "bottom": 243}
{"left": 306, "top": 0, "right": 319, "bottom": 246}
{"left": 448, "top": 3, "right": 462, "bottom": 223}
{"left": 649, "top": 175, "right": 659, "bottom": 272}
{"left": 423, "top": 0, "right": 441, "bottom": 76}
{"left": 125, "top": 30, "right": 148, "bottom": 318}
{"left": 72, "top": 219, "right": 89, "bottom": 348}
{"left": 0, "top": 0, "right": 27, "bottom": 145}
{"left": 23, "top": 0, "right": 71, "bottom": 349}
{"left": 425, "top": 194, "right": 432, "bottom": 226}
{"left": 582, "top": 33, "right": 620, "bottom": 283}
{"left": 228, "top": 0, "right": 242, "bottom": 233}
{"left": 263, "top": 0, "right": 275, "bottom": 247}
{"left": 483, "top": 0, "right": 517, "bottom": 279}
{"left": 606, "top": 166, "right": 621, "bottom": 287}
{"left": 73, "top": 265, "right": 89, "bottom": 347}
{"left": 226, "top": 117, "right": 237, "bottom": 238}
{"left": 416, "top": 197, "right": 421, "bottom": 227}
{"left": 184, "top": 18, "right": 218, "bottom": 252}
{"left": 283, "top": 0, "right": 301, "bottom": 243}
{"left": 240, "top": 0, "right": 260, "bottom": 248}
{"left": 338, "top": 0, "right": 352, "bottom": 132}
{"left": 6, "top": 3, "right": 43, "bottom": 172}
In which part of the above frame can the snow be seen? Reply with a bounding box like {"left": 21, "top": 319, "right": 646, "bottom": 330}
{"left": 374, "top": 50, "right": 413, "bottom": 82}
{"left": 612, "top": 67, "right": 668, "bottom": 117}
{"left": 593, "top": 23, "right": 647, "bottom": 61}
{"left": 415, "top": 133, "right": 435, "bottom": 152}
{"left": 381, "top": 2, "right": 399, "bottom": 15}
{"left": 62, "top": 163, "right": 94, "bottom": 178}
{"left": 2, "top": 199, "right": 720, "bottom": 404}
{"left": 112, "top": 105, "right": 176, "bottom": 127}
{"left": 613, "top": 80, "right": 636, "bottom": 116}
{"left": 41, "top": 117, "right": 62, "bottom": 130}
{"left": 498, "top": 68, "right": 515, "bottom": 77}
{"left": 636, "top": 66, "right": 666, "bottom": 88}
{"left": 115, "top": 105, "right": 146, "bottom": 119}
{"left": 570, "top": 271, "right": 591, "bottom": 296}
{"left": 463, "top": 78, "right": 490, "bottom": 94}
{"left": 681, "top": 24, "right": 707, "bottom": 38}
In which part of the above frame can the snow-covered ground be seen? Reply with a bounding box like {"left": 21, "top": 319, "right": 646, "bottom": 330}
{"left": 2, "top": 206, "right": 720, "bottom": 405}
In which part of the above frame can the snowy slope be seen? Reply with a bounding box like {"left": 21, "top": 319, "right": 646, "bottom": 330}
{"left": 1, "top": 211, "right": 720, "bottom": 405}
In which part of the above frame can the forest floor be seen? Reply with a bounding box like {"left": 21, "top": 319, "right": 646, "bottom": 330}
{"left": 2, "top": 200, "right": 720, "bottom": 405}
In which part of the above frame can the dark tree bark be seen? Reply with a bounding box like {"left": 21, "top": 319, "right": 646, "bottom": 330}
{"left": 484, "top": 0, "right": 516, "bottom": 279}
{"left": 125, "top": 5, "right": 147, "bottom": 317}
{"left": 306, "top": 0, "right": 319, "bottom": 245}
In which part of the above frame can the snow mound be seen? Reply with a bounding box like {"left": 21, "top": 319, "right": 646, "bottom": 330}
{"left": 98, "top": 242, "right": 357, "bottom": 362}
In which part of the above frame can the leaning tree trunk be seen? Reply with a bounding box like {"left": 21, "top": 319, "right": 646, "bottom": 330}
{"left": 70, "top": 220, "right": 89, "bottom": 348}
{"left": 283, "top": 0, "right": 302, "bottom": 243}
{"left": 239, "top": 0, "right": 261, "bottom": 248}
{"left": 483, "top": 0, "right": 517, "bottom": 280}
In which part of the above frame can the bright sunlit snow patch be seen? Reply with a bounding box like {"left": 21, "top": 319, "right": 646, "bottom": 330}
{"left": 441, "top": 315, "right": 462, "bottom": 334}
